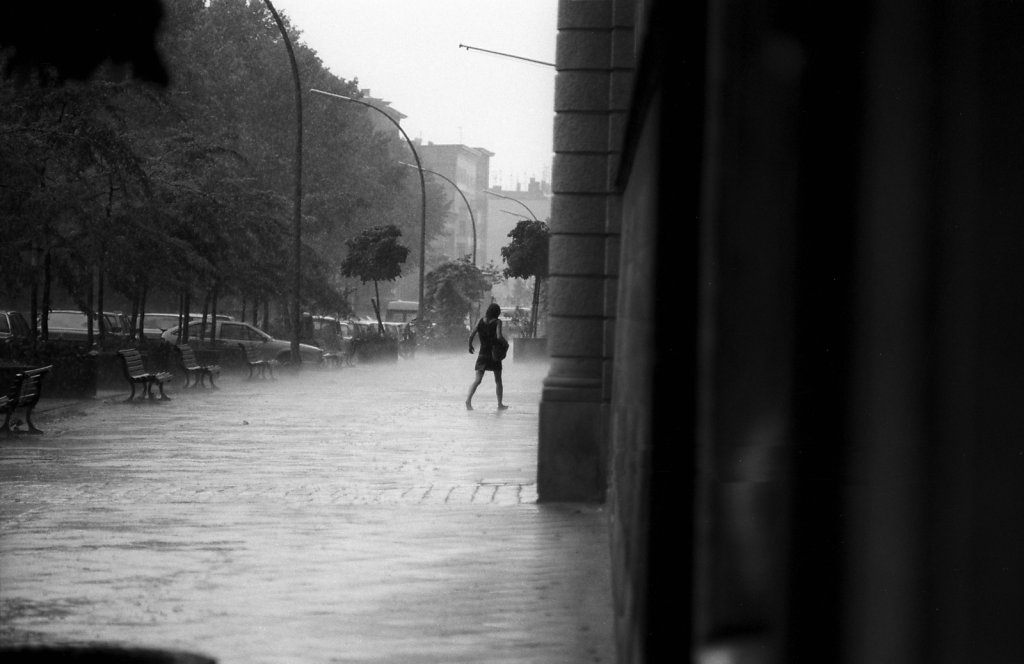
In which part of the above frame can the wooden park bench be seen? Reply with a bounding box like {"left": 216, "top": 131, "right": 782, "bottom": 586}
{"left": 239, "top": 343, "right": 278, "bottom": 380}
{"left": 117, "top": 348, "right": 173, "bottom": 401}
{"left": 176, "top": 343, "right": 220, "bottom": 389}
{"left": 1, "top": 364, "right": 53, "bottom": 435}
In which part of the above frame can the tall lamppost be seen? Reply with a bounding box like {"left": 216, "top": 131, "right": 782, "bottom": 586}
{"left": 309, "top": 88, "right": 427, "bottom": 323}
{"left": 262, "top": 0, "right": 303, "bottom": 364}
{"left": 484, "top": 189, "right": 539, "bottom": 221}
{"left": 400, "top": 162, "right": 476, "bottom": 266}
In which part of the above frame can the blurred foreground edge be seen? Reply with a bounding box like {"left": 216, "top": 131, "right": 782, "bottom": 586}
{"left": 0, "top": 645, "right": 216, "bottom": 664}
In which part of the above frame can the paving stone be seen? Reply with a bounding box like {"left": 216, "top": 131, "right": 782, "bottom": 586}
{"left": 0, "top": 352, "right": 614, "bottom": 664}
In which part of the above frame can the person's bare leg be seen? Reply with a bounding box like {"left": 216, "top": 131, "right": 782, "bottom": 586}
{"left": 495, "top": 371, "right": 507, "bottom": 409}
{"left": 466, "top": 370, "right": 484, "bottom": 409}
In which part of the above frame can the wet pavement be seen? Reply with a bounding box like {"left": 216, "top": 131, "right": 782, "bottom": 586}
{"left": 0, "top": 352, "right": 613, "bottom": 664}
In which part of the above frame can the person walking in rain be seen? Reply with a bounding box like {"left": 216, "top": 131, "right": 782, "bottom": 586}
{"left": 466, "top": 302, "right": 508, "bottom": 410}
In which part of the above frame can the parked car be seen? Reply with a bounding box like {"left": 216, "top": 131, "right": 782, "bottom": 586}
{"left": 43, "top": 309, "right": 98, "bottom": 344}
{"left": 0, "top": 309, "right": 33, "bottom": 360}
{"left": 161, "top": 319, "right": 323, "bottom": 365}
{"left": 41, "top": 309, "right": 129, "bottom": 347}
{"left": 382, "top": 322, "right": 407, "bottom": 339}
{"left": 302, "top": 315, "right": 356, "bottom": 365}
{"left": 0, "top": 310, "right": 31, "bottom": 342}
{"left": 347, "top": 318, "right": 401, "bottom": 362}
{"left": 143, "top": 312, "right": 192, "bottom": 332}
{"left": 306, "top": 315, "right": 350, "bottom": 346}
{"left": 102, "top": 311, "right": 131, "bottom": 342}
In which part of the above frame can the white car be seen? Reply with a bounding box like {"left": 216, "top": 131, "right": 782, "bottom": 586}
{"left": 143, "top": 312, "right": 192, "bottom": 332}
{"left": 161, "top": 320, "right": 323, "bottom": 365}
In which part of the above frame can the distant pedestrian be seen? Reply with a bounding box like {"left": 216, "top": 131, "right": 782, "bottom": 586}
{"left": 466, "top": 303, "right": 508, "bottom": 410}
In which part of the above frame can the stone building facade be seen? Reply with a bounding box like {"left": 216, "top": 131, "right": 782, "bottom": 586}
{"left": 543, "top": 1, "right": 1024, "bottom": 663}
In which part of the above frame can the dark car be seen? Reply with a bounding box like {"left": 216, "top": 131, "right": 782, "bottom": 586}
{"left": 0, "top": 309, "right": 33, "bottom": 360}
{"left": 306, "top": 315, "right": 353, "bottom": 350}
{"left": 39, "top": 309, "right": 123, "bottom": 346}
{"left": 44, "top": 309, "right": 97, "bottom": 344}
{"left": 0, "top": 310, "right": 31, "bottom": 342}
{"left": 162, "top": 319, "right": 323, "bottom": 365}
{"left": 303, "top": 315, "right": 356, "bottom": 365}
{"left": 102, "top": 311, "right": 132, "bottom": 343}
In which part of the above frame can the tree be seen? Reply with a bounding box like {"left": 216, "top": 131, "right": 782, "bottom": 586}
{"left": 340, "top": 225, "right": 409, "bottom": 332}
{"left": 1, "top": 0, "right": 428, "bottom": 338}
{"left": 424, "top": 256, "right": 500, "bottom": 342}
{"left": 501, "top": 219, "right": 549, "bottom": 338}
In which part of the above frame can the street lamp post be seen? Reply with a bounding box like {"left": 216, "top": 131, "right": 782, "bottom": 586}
{"left": 484, "top": 189, "right": 539, "bottom": 221}
{"left": 309, "top": 88, "right": 427, "bottom": 324}
{"left": 400, "top": 162, "right": 476, "bottom": 266}
{"left": 262, "top": 0, "right": 303, "bottom": 365}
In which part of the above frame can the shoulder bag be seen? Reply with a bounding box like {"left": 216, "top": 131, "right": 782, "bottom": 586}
{"left": 491, "top": 324, "right": 509, "bottom": 361}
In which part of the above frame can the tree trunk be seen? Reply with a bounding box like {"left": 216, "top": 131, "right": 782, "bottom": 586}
{"left": 138, "top": 284, "right": 148, "bottom": 345}
{"left": 182, "top": 291, "right": 192, "bottom": 344}
{"left": 87, "top": 268, "right": 95, "bottom": 347}
{"left": 200, "top": 290, "right": 210, "bottom": 330}
{"left": 210, "top": 283, "right": 218, "bottom": 334}
{"left": 98, "top": 177, "right": 112, "bottom": 344}
{"left": 96, "top": 265, "right": 105, "bottom": 343}
{"left": 177, "top": 292, "right": 186, "bottom": 342}
{"left": 27, "top": 244, "right": 40, "bottom": 342}
{"left": 130, "top": 292, "right": 140, "bottom": 343}
{"left": 41, "top": 250, "right": 51, "bottom": 340}
{"left": 372, "top": 281, "right": 384, "bottom": 334}
{"left": 530, "top": 276, "right": 541, "bottom": 338}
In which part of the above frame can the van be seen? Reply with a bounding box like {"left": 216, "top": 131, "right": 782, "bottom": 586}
{"left": 385, "top": 300, "right": 418, "bottom": 323}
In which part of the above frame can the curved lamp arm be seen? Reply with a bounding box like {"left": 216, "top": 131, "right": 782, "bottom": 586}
{"left": 484, "top": 189, "right": 538, "bottom": 221}
{"left": 310, "top": 88, "right": 428, "bottom": 323}
{"left": 401, "top": 162, "right": 476, "bottom": 267}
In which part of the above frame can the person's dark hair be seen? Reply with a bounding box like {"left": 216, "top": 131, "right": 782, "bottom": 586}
{"left": 485, "top": 303, "right": 501, "bottom": 319}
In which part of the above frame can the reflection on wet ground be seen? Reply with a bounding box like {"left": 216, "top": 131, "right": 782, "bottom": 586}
{"left": 1, "top": 353, "right": 613, "bottom": 664}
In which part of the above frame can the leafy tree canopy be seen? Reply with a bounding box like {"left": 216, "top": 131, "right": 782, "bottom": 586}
{"left": 500, "top": 219, "right": 550, "bottom": 339}
{"left": 424, "top": 256, "right": 500, "bottom": 340}
{"left": 1, "top": 0, "right": 433, "bottom": 331}
{"left": 340, "top": 225, "right": 409, "bottom": 284}
{"left": 501, "top": 219, "right": 550, "bottom": 280}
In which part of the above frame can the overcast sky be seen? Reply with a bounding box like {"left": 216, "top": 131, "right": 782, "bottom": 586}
{"left": 268, "top": 0, "right": 558, "bottom": 190}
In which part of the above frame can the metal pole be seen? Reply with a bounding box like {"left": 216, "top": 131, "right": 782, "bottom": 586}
{"left": 458, "top": 44, "right": 556, "bottom": 68}
{"left": 401, "top": 162, "right": 476, "bottom": 266}
{"left": 309, "top": 89, "right": 428, "bottom": 324}
{"left": 484, "top": 189, "right": 539, "bottom": 221}
{"left": 263, "top": 0, "right": 303, "bottom": 365}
